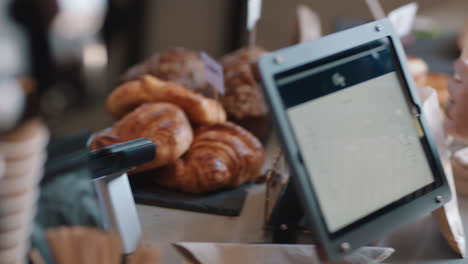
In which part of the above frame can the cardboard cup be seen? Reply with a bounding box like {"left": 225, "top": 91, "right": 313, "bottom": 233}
{"left": 0, "top": 188, "right": 37, "bottom": 216}
{"left": 0, "top": 119, "right": 49, "bottom": 160}
{"left": 0, "top": 168, "right": 44, "bottom": 196}
{"left": 0, "top": 226, "right": 26, "bottom": 249}
{"left": 0, "top": 205, "right": 35, "bottom": 250}
{"left": 0, "top": 245, "right": 20, "bottom": 263}
{"left": 0, "top": 208, "right": 31, "bottom": 233}
{"left": 2, "top": 152, "right": 46, "bottom": 179}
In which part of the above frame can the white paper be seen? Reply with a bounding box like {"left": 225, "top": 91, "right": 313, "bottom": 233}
{"left": 247, "top": 0, "right": 262, "bottom": 30}
{"left": 174, "top": 242, "right": 394, "bottom": 264}
{"left": 296, "top": 4, "right": 322, "bottom": 43}
{"left": 388, "top": 2, "right": 418, "bottom": 37}
{"left": 288, "top": 73, "right": 433, "bottom": 232}
{"left": 365, "top": 0, "right": 386, "bottom": 20}
{"left": 420, "top": 86, "right": 466, "bottom": 257}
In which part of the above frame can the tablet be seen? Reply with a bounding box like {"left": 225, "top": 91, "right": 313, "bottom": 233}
{"left": 258, "top": 19, "right": 450, "bottom": 260}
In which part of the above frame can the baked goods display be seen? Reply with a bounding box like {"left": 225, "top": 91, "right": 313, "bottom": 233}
{"left": 426, "top": 72, "right": 450, "bottom": 108}
{"left": 220, "top": 47, "right": 271, "bottom": 139}
{"left": 154, "top": 122, "right": 264, "bottom": 193}
{"left": 407, "top": 56, "right": 429, "bottom": 87}
{"left": 106, "top": 75, "right": 226, "bottom": 125}
{"left": 94, "top": 73, "right": 265, "bottom": 193}
{"left": 0, "top": 119, "right": 48, "bottom": 263}
{"left": 91, "top": 103, "right": 194, "bottom": 174}
{"left": 121, "top": 48, "right": 208, "bottom": 94}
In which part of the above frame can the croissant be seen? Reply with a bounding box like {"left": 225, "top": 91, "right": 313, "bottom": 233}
{"left": 106, "top": 75, "right": 226, "bottom": 125}
{"left": 90, "top": 103, "right": 193, "bottom": 173}
{"left": 154, "top": 122, "right": 264, "bottom": 193}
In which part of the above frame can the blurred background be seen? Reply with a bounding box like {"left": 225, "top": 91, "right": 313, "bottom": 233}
{"left": 4, "top": 0, "right": 467, "bottom": 137}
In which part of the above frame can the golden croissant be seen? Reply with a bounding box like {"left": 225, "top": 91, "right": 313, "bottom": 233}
{"left": 90, "top": 103, "right": 193, "bottom": 173}
{"left": 106, "top": 75, "right": 226, "bottom": 125}
{"left": 154, "top": 122, "right": 264, "bottom": 193}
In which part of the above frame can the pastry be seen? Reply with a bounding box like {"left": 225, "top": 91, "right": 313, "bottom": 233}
{"left": 426, "top": 72, "right": 450, "bottom": 108}
{"left": 106, "top": 75, "right": 226, "bottom": 125}
{"left": 154, "top": 122, "right": 264, "bottom": 193}
{"left": 91, "top": 103, "right": 194, "bottom": 173}
{"left": 221, "top": 47, "right": 268, "bottom": 119}
{"left": 407, "top": 56, "right": 428, "bottom": 87}
{"left": 220, "top": 47, "right": 271, "bottom": 139}
{"left": 121, "top": 47, "right": 209, "bottom": 94}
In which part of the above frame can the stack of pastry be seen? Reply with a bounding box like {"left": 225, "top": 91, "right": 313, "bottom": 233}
{"left": 92, "top": 75, "right": 265, "bottom": 194}
{"left": 0, "top": 119, "right": 49, "bottom": 263}
{"left": 220, "top": 47, "right": 271, "bottom": 139}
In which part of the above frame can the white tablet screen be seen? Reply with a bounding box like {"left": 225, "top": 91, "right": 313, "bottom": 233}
{"left": 275, "top": 40, "right": 434, "bottom": 233}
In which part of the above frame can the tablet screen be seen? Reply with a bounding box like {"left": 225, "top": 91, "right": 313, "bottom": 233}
{"left": 275, "top": 39, "right": 435, "bottom": 234}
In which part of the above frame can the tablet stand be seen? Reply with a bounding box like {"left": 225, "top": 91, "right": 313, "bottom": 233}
{"left": 269, "top": 179, "right": 307, "bottom": 244}
{"left": 268, "top": 179, "right": 330, "bottom": 263}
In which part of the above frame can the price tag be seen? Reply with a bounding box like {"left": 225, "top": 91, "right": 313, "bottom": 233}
{"left": 388, "top": 3, "right": 418, "bottom": 37}
{"left": 247, "top": 0, "right": 263, "bottom": 30}
{"left": 200, "top": 52, "right": 224, "bottom": 95}
{"left": 296, "top": 4, "right": 322, "bottom": 43}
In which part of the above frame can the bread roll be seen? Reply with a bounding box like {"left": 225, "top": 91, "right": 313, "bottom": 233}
{"left": 91, "top": 103, "right": 194, "bottom": 173}
{"left": 154, "top": 122, "right": 264, "bottom": 193}
{"left": 221, "top": 47, "right": 268, "bottom": 120}
{"left": 220, "top": 47, "right": 272, "bottom": 140}
{"left": 106, "top": 75, "right": 226, "bottom": 125}
{"left": 121, "top": 47, "right": 208, "bottom": 94}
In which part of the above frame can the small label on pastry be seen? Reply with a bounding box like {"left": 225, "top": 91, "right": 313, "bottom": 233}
{"left": 200, "top": 52, "right": 225, "bottom": 95}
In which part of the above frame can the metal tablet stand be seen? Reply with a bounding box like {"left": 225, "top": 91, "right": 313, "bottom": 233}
{"left": 269, "top": 179, "right": 330, "bottom": 263}
{"left": 89, "top": 138, "right": 156, "bottom": 255}
{"left": 269, "top": 179, "right": 305, "bottom": 244}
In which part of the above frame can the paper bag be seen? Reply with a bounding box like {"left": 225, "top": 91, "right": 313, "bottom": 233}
{"left": 420, "top": 86, "right": 466, "bottom": 257}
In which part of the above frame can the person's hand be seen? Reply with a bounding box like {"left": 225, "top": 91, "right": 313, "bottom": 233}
{"left": 444, "top": 59, "right": 468, "bottom": 141}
